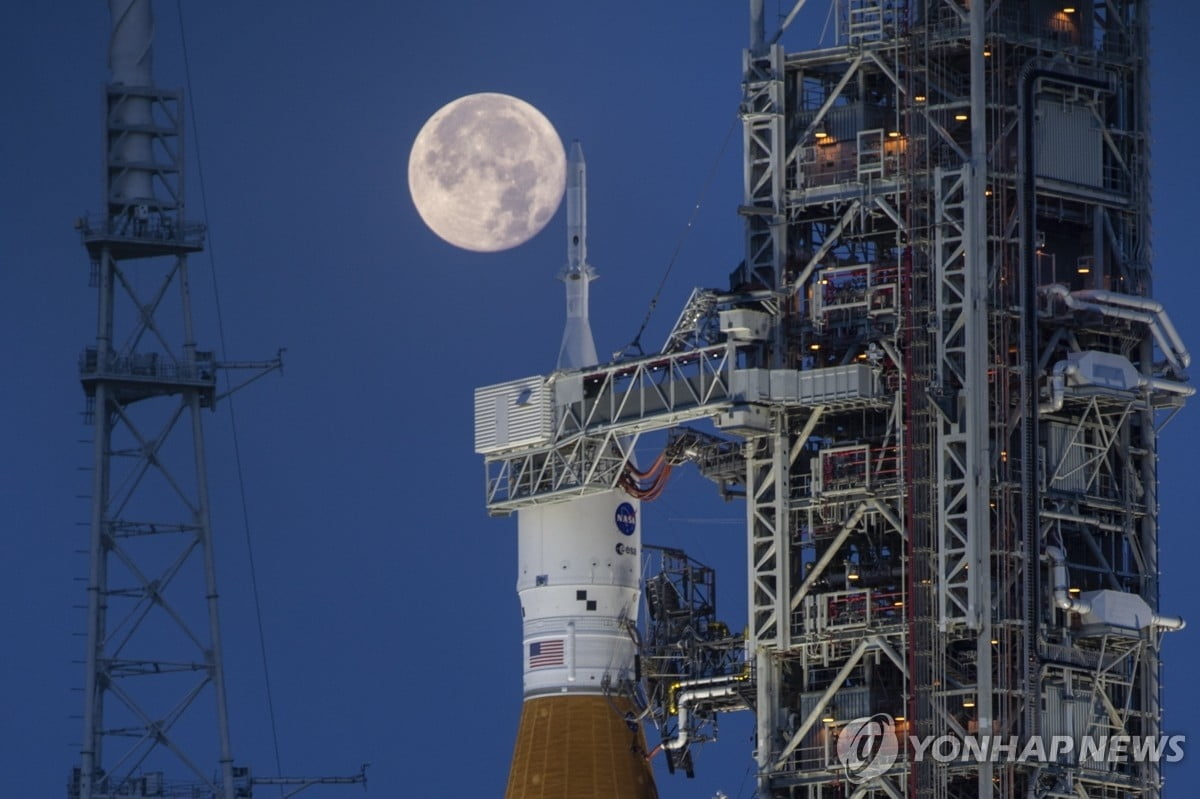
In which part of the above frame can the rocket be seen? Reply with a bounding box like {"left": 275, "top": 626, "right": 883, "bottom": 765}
{"left": 504, "top": 143, "right": 658, "bottom": 799}
{"left": 556, "top": 141, "right": 598, "bottom": 370}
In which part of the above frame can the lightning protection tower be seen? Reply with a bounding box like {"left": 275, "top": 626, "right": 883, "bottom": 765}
{"left": 69, "top": 2, "right": 280, "bottom": 797}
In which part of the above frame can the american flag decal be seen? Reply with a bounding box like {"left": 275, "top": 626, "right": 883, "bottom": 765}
{"left": 529, "top": 639, "right": 564, "bottom": 668}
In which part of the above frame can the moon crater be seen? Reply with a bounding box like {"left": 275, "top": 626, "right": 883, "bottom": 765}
{"left": 408, "top": 93, "right": 566, "bottom": 252}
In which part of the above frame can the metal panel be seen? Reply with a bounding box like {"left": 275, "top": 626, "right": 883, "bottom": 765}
{"left": 1035, "top": 99, "right": 1102, "bottom": 187}
{"left": 731, "top": 368, "right": 770, "bottom": 402}
{"left": 730, "top": 364, "right": 878, "bottom": 404}
{"left": 795, "top": 364, "right": 878, "bottom": 403}
{"left": 1044, "top": 421, "right": 1088, "bottom": 493}
{"left": 474, "top": 376, "right": 551, "bottom": 453}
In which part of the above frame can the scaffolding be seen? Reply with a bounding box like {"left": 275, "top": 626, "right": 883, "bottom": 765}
{"left": 474, "top": 1, "right": 1187, "bottom": 797}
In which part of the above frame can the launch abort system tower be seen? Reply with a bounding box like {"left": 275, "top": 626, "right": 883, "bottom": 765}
{"left": 476, "top": 1, "right": 1189, "bottom": 797}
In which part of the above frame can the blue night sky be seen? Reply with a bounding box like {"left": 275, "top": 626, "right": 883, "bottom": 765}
{"left": 3, "top": 3, "right": 1199, "bottom": 797}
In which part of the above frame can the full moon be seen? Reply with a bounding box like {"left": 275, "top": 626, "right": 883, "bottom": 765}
{"left": 408, "top": 93, "right": 566, "bottom": 252}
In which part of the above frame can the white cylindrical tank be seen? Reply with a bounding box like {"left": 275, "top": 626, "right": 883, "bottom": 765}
{"left": 517, "top": 490, "right": 641, "bottom": 698}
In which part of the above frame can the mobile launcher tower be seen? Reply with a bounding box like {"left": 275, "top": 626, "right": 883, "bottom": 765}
{"left": 476, "top": 2, "right": 1190, "bottom": 799}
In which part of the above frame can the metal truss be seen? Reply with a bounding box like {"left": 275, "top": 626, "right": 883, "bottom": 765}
{"left": 77, "top": 235, "right": 240, "bottom": 799}
{"left": 480, "top": 344, "right": 887, "bottom": 512}
{"left": 931, "top": 165, "right": 990, "bottom": 633}
{"left": 483, "top": 344, "right": 734, "bottom": 510}
{"left": 741, "top": 40, "right": 786, "bottom": 289}
{"left": 73, "top": 57, "right": 277, "bottom": 799}
{"left": 469, "top": 4, "right": 1177, "bottom": 799}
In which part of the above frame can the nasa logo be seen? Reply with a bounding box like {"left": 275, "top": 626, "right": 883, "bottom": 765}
{"left": 615, "top": 542, "right": 638, "bottom": 556}
{"left": 614, "top": 502, "right": 637, "bottom": 536}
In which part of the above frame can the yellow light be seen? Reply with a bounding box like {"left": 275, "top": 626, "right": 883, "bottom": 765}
{"left": 888, "top": 130, "right": 901, "bottom": 138}
{"left": 1069, "top": 587, "right": 1081, "bottom": 595}
{"left": 1077, "top": 265, "right": 1091, "bottom": 274}
{"left": 894, "top": 716, "right": 906, "bottom": 722}
{"left": 893, "top": 600, "right": 905, "bottom": 607}
{"left": 809, "top": 343, "right": 821, "bottom": 351}
{"left": 990, "top": 638, "right": 1000, "bottom": 645}
{"left": 955, "top": 113, "right": 969, "bottom": 121}
{"left": 815, "top": 131, "right": 830, "bottom": 139}
{"left": 914, "top": 94, "right": 927, "bottom": 103}
{"left": 1063, "top": 6, "right": 1076, "bottom": 12}
{"left": 983, "top": 49, "right": 992, "bottom": 57}
{"left": 963, "top": 698, "right": 976, "bottom": 708}
{"left": 848, "top": 572, "right": 861, "bottom": 581}
{"left": 822, "top": 715, "right": 835, "bottom": 724}
{"left": 985, "top": 188, "right": 993, "bottom": 197}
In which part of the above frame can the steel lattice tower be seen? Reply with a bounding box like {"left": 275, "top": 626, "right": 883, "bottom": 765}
{"left": 69, "top": 3, "right": 261, "bottom": 797}
{"left": 475, "top": 1, "right": 1190, "bottom": 798}
{"left": 736, "top": 2, "right": 1187, "bottom": 797}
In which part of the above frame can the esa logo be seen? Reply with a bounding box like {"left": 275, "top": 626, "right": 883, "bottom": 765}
{"left": 615, "top": 542, "right": 638, "bottom": 556}
{"left": 614, "top": 502, "right": 637, "bottom": 536}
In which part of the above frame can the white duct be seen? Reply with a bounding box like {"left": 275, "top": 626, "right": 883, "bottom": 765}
{"left": 1040, "top": 285, "right": 1190, "bottom": 375}
{"left": 1038, "top": 359, "right": 1080, "bottom": 413}
{"left": 1043, "top": 545, "right": 1091, "bottom": 614}
{"left": 1144, "top": 377, "right": 1196, "bottom": 397}
{"left": 1074, "top": 290, "right": 1191, "bottom": 370}
{"left": 1040, "top": 353, "right": 1194, "bottom": 413}
{"left": 1044, "top": 546, "right": 1185, "bottom": 631}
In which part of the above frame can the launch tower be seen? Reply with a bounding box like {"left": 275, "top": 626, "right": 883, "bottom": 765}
{"left": 476, "top": 1, "right": 1189, "bottom": 798}
{"left": 726, "top": 1, "right": 1190, "bottom": 797}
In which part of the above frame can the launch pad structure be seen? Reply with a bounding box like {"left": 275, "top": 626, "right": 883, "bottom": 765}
{"left": 477, "top": 1, "right": 1191, "bottom": 798}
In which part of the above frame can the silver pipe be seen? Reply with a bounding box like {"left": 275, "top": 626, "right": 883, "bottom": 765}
{"left": 663, "top": 685, "right": 739, "bottom": 751}
{"left": 1040, "top": 510, "right": 1124, "bottom": 534}
{"left": 1043, "top": 546, "right": 1091, "bottom": 614}
{"left": 1042, "top": 285, "right": 1187, "bottom": 374}
{"left": 1038, "top": 360, "right": 1080, "bottom": 413}
{"left": 1074, "top": 290, "right": 1191, "bottom": 369}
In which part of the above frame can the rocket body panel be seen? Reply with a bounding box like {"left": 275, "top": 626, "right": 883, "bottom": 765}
{"left": 505, "top": 695, "right": 658, "bottom": 799}
{"left": 556, "top": 272, "right": 598, "bottom": 369}
{"left": 517, "top": 491, "right": 641, "bottom": 698}
{"left": 517, "top": 491, "right": 640, "bottom": 590}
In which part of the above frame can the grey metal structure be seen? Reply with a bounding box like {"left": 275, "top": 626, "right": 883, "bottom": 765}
{"left": 68, "top": 4, "right": 372, "bottom": 799}
{"left": 476, "top": 1, "right": 1191, "bottom": 797}
{"left": 71, "top": 2, "right": 241, "bottom": 796}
